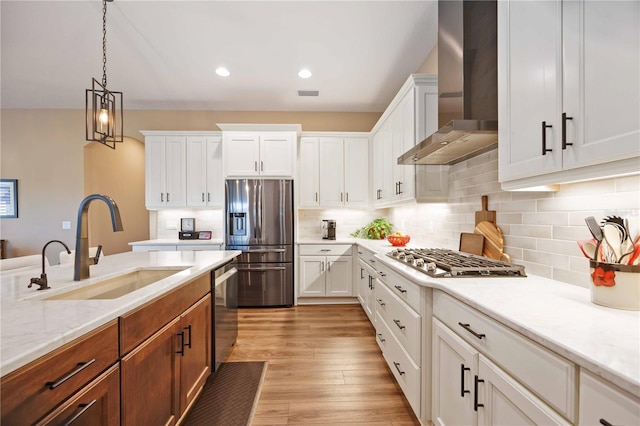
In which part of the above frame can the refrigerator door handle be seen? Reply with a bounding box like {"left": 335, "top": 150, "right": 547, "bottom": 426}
{"left": 256, "top": 180, "right": 263, "bottom": 240}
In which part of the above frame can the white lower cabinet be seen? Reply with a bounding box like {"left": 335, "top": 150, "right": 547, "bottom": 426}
{"left": 355, "top": 247, "right": 378, "bottom": 323}
{"left": 433, "top": 290, "right": 576, "bottom": 425}
{"left": 579, "top": 369, "right": 640, "bottom": 426}
{"left": 376, "top": 311, "right": 421, "bottom": 414}
{"left": 432, "top": 318, "right": 477, "bottom": 426}
{"left": 298, "top": 245, "right": 353, "bottom": 299}
{"left": 356, "top": 258, "right": 376, "bottom": 323}
{"left": 433, "top": 318, "right": 570, "bottom": 426}
{"left": 374, "top": 261, "right": 425, "bottom": 419}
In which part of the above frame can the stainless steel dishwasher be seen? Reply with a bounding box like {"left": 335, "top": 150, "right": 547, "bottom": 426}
{"left": 213, "top": 260, "right": 238, "bottom": 371}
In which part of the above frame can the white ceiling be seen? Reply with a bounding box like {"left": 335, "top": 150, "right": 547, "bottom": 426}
{"left": 1, "top": 0, "right": 438, "bottom": 112}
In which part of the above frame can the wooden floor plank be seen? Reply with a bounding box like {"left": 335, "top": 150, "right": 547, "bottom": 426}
{"left": 228, "top": 304, "right": 420, "bottom": 425}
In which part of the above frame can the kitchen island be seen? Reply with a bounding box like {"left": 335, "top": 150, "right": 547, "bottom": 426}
{"left": 0, "top": 250, "right": 240, "bottom": 376}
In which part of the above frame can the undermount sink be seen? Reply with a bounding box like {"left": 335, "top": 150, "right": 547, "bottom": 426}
{"left": 44, "top": 268, "right": 188, "bottom": 300}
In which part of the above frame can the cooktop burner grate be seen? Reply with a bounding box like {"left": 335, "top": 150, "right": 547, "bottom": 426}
{"left": 386, "top": 248, "right": 526, "bottom": 278}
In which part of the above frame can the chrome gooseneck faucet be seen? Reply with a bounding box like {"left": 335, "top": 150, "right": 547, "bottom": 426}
{"left": 29, "top": 240, "right": 71, "bottom": 290}
{"left": 74, "top": 194, "right": 123, "bottom": 281}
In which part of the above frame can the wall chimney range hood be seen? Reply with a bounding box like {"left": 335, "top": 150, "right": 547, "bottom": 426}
{"left": 398, "top": 0, "right": 498, "bottom": 166}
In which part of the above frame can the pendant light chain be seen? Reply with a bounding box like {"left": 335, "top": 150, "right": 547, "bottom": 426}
{"left": 102, "top": 0, "right": 108, "bottom": 89}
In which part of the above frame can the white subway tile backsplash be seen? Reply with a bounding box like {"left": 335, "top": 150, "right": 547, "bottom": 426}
{"left": 509, "top": 224, "right": 553, "bottom": 239}
{"left": 522, "top": 212, "right": 568, "bottom": 226}
{"left": 523, "top": 249, "right": 570, "bottom": 269}
{"left": 500, "top": 199, "right": 537, "bottom": 213}
{"left": 552, "top": 226, "right": 591, "bottom": 241}
{"left": 536, "top": 238, "right": 582, "bottom": 256}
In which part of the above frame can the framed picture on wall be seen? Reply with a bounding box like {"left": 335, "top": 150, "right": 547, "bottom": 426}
{"left": 0, "top": 179, "right": 18, "bottom": 218}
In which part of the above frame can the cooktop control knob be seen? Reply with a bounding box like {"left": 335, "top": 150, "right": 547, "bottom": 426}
{"left": 416, "top": 259, "right": 425, "bottom": 267}
{"left": 426, "top": 262, "right": 437, "bottom": 272}
{"left": 405, "top": 255, "right": 414, "bottom": 262}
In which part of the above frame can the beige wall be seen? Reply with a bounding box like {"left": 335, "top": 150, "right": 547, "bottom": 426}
{"left": 0, "top": 108, "right": 381, "bottom": 262}
{"left": 84, "top": 137, "right": 148, "bottom": 255}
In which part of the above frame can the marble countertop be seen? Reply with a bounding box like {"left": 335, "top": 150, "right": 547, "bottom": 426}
{"left": 129, "top": 238, "right": 224, "bottom": 246}
{"left": 353, "top": 240, "right": 640, "bottom": 398}
{"left": 0, "top": 250, "right": 240, "bottom": 376}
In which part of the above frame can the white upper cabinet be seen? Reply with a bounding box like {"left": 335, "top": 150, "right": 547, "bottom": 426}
{"left": 298, "top": 137, "right": 320, "bottom": 206}
{"left": 143, "top": 131, "right": 222, "bottom": 210}
{"left": 499, "top": 0, "right": 640, "bottom": 189}
{"left": 319, "top": 137, "right": 345, "bottom": 206}
{"left": 144, "top": 134, "right": 187, "bottom": 209}
{"left": 298, "top": 134, "right": 369, "bottom": 208}
{"left": 185, "top": 135, "right": 223, "bottom": 207}
{"left": 223, "top": 133, "right": 261, "bottom": 176}
{"left": 220, "top": 125, "right": 299, "bottom": 178}
{"left": 343, "top": 137, "right": 369, "bottom": 206}
{"left": 371, "top": 74, "right": 444, "bottom": 206}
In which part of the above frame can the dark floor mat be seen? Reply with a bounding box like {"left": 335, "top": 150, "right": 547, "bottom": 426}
{"left": 182, "top": 361, "right": 267, "bottom": 426}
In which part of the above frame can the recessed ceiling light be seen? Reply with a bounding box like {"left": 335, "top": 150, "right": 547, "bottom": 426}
{"left": 298, "top": 68, "right": 312, "bottom": 79}
{"left": 215, "top": 67, "right": 230, "bottom": 77}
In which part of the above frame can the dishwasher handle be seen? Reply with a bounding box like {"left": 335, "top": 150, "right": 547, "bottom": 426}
{"left": 215, "top": 266, "right": 238, "bottom": 284}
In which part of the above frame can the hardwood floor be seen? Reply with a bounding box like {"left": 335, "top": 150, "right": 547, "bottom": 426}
{"left": 227, "top": 304, "right": 421, "bottom": 425}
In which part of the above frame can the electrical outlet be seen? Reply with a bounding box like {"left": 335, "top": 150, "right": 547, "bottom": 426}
{"left": 166, "top": 220, "right": 177, "bottom": 230}
{"left": 62, "top": 221, "right": 71, "bottom": 230}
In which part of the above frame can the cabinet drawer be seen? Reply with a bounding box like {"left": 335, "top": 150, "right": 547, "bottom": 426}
{"left": 433, "top": 291, "right": 576, "bottom": 422}
{"left": 299, "top": 244, "right": 352, "bottom": 256}
{"left": 35, "top": 364, "right": 120, "bottom": 426}
{"left": 376, "top": 312, "right": 421, "bottom": 418}
{"left": 356, "top": 246, "right": 377, "bottom": 266}
{"left": 0, "top": 319, "right": 119, "bottom": 425}
{"left": 579, "top": 369, "right": 640, "bottom": 426}
{"left": 376, "top": 262, "right": 422, "bottom": 313}
{"left": 375, "top": 281, "right": 421, "bottom": 365}
{"left": 120, "top": 274, "right": 210, "bottom": 355}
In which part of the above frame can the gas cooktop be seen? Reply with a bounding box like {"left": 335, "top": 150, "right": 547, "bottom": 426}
{"left": 386, "top": 248, "right": 526, "bottom": 278}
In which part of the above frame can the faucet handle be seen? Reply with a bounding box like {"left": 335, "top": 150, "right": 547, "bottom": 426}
{"left": 28, "top": 273, "right": 50, "bottom": 290}
{"left": 91, "top": 245, "right": 103, "bottom": 265}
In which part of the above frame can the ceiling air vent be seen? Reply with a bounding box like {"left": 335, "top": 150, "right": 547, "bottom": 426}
{"left": 298, "top": 90, "right": 319, "bottom": 97}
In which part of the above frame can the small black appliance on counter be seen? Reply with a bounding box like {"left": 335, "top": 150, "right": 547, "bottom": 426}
{"left": 322, "top": 219, "right": 336, "bottom": 240}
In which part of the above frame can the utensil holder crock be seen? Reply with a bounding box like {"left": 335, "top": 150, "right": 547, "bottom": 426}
{"left": 589, "top": 261, "right": 640, "bottom": 310}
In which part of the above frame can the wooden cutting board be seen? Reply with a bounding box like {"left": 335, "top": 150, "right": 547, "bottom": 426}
{"left": 459, "top": 233, "right": 484, "bottom": 256}
{"left": 475, "top": 195, "right": 496, "bottom": 226}
{"left": 474, "top": 221, "right": 504, "bottom": 260}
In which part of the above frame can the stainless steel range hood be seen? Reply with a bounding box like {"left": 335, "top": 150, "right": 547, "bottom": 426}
{"left": 399, "top": 0, "right": 498, "bottom": 165}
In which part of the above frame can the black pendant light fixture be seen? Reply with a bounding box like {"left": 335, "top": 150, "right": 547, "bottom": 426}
{"left": 85, "top": 0, "right": 123, "bottom": 149}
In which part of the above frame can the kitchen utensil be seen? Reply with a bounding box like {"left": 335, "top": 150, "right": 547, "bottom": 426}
{"left": 459, "top": 232, "right": 485, "bottom": 256}
{"left": 601, "top": 215, "right": 629, "bottom": 242}
{"left": 585, "top": 216, "right": 603, "bottom": 261}
{"left": 626, "top": 237, "right": 640, "bottom": 265}
{"left": 603, "top": 224, "right": 622, "bottom": 262}
{"left": 474, "top": 221, "right": 504, "bottom": 260}
{"left": 475, "top": 195, "right": 497, "bottom": 226}
{"left": 577, "top": 239, "right": 597, "bottom": 259}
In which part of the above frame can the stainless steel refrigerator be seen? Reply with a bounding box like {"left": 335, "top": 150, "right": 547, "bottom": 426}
{"left": 225, "top": 179, "right": 294, "bottom": 307}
